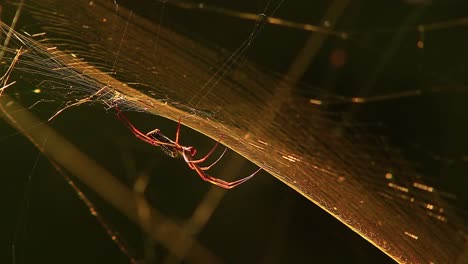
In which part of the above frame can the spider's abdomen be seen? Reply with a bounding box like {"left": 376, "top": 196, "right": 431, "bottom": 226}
{"left": 160, "top": 145, "right": 178, "bottom": 158}
{"left": 148, "top": 130, "right": 178, "bottom": 158}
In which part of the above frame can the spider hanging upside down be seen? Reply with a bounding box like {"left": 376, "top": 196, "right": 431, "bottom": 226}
{"left": 116, "top": 108, "right": 261, "bottom": 189}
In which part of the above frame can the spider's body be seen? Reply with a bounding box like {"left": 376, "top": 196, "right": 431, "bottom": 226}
{"left": 147, "top": 129, "right": 179, "bottom": 158}
{"left": 116, "top": 108, "right": 260, "bottom": 189}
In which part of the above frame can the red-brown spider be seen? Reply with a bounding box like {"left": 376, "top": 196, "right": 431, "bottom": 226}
{"left": 116, "top": 109, "right": 261, "bottom": 189}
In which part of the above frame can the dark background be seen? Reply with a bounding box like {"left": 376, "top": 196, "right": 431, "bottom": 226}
{"left": 3, "top": 0, "right": 468, "bottom": 263}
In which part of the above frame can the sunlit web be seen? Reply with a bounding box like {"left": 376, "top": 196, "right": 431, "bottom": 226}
{"left": 0, "top": 0, "right": 466, "bottom": 263}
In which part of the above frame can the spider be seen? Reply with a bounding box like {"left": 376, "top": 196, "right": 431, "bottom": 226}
{"left": 116, "top": 108, "right": 261, "bottom": 189}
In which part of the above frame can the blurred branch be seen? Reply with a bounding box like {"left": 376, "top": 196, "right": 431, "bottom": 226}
{"left": 0, "top": 93, "right": 222, "bottom": 264}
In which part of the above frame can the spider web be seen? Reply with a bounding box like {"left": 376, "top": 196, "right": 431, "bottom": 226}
{"left": 0, "top": 0, "right": 466, "bottom": 263}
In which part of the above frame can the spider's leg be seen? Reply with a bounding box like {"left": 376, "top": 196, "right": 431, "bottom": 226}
{"left": 116, "top": 110, "right": 176, "bottom": 147}
{"left": 175, "top": 117, "right": 182, "bottom": 145}
{"left": 189, "top": 136, "right": 225, "bottom": 164}
{"left": 146, "top": 129, "right": 161, "bottom": 136}
{"left": 182, "top": 140, "right": 226, "bottom": 170}
{"left": 117, "top": 110, "right": 160, "bottom": 146}
{"left": 182, "top": 151, "right": 196, "bottom": 170}
{"left": 197, "top": 147, "right": 227, "bottom": 171}
{"left": 192, "top": 164, "right": 261, "bottom": 189}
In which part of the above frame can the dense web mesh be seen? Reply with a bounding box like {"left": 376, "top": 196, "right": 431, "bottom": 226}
{"left": 0, "top": 0, "right": 466, "bottom": 263}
